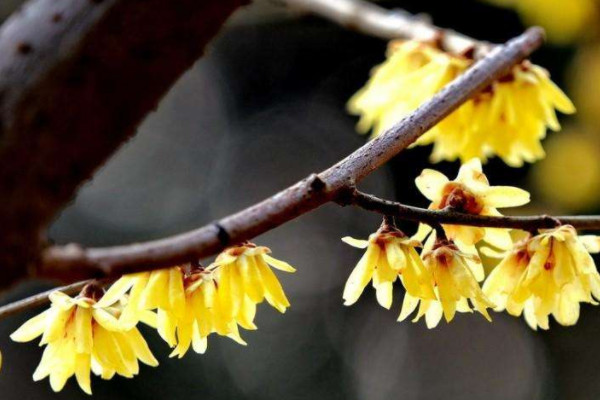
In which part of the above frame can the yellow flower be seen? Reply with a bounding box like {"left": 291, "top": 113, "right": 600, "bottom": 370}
{"left": 484, "top": 0, "right": 597, "bottom": 44}
{"left": 342, "top": 222, "right": 435, "bottom": 309}
{"left": 466, "top": 62, "right": 575, "bottom": 167}
{"left": 11, "top": 287, "right": 158, "bottom": 394}
{"left": 98, "top": 267, "right": 186, "bottom": 346}
{"left": 160, "top": 243, "right": 295, "bottom": 358}
{"left": 415, "top": 158, "right": 530, "bottom": 248}
{"left": 483, "top": 226, "right": 600, "bottom": 329}
{"left": 348, "top": 40, "right": 469, "bottom": 143}
{"left": 348, "top": 40, "right": 575, "bottom": 166}
{"left": 399, "top": 238, "right": 494, "bottom": 328}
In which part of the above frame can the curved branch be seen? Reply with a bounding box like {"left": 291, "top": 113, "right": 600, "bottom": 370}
{"left": 350, "top": 191, "right": 600, "bottom": 231}
{"left": 38, "top": 28, "right": 545, "bottom": 282}
{"left": 283, "top": 0, "right": 493, "bottom": 56}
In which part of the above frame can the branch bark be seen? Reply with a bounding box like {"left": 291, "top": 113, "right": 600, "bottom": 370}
{"left": 38, "top": 27, "right": 545, "bottom": 282}
{"left": 282, "top": 0, "right": 493, "bottom": 56}
{"left": 0, "top": 280, "right": 90, "bottom": 320}
{"left": 0, "top": 0, "right": 247, "bottom": 289}
{"left": 349, "top": 190, "right": 600, "bottom": 231}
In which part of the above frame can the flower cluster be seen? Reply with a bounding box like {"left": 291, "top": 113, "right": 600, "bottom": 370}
{"left": 343, "top": 162, "right": 600, "bottom": 330}
{"left": 483, "top": 226, "right": 600, "bottom": 329}
{"left": 348, "top": 40, "right": 575, "bottom": 167}
{"left": 342, "top": 222, "right": 435, "bottom": 310}
{"left": 11, "top": 242, "right": 294, "bottom": 394}
{"left": 11, "top": 289, "right": 158, "bottom": 394}
{"left": 344, "top": 224, "right": 493, "bottom": 328}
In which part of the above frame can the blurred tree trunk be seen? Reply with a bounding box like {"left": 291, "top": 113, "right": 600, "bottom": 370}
{"left": 0, "top": 0, "right": 247, "bottom": 288}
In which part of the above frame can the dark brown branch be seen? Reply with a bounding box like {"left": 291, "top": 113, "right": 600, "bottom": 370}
{"left": 350, "top": 190, "right": 600, "bottom": 231}
{"left": 0, "top": 0, "right": 248, "bottom": 289}
{"left": 283, "top": 0, "right": 493, "bottom": 56}
{"left": 38, "top": 28, "right": 545, "bottom": 282}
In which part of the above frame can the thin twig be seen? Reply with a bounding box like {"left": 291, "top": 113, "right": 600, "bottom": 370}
{"left": 37, "top": 28, "right": 545, "bottom": 282}
{"left": 350, "top": 190, "right": 600, "bottom": 231}
{"left": 282, "top": 0, "right": 493, "bottom": 56}
{"left": 0, "top": 280, "right": 90, "bottom": 321}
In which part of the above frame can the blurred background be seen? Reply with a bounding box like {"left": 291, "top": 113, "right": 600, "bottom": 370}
{"left": 1, "top": 0, "right": 600, "bottom": 398}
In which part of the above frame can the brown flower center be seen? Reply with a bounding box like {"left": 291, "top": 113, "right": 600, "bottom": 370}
{"left": 438, "top": 182, "right": 484, "bottom": 214}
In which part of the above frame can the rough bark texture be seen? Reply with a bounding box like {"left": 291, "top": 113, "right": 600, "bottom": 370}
{"left": 0, "top": 0, "right": 247, "bottom": 288}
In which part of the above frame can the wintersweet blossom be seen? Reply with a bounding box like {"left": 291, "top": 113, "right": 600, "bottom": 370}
{"left": 347, "top": 40, "right": 469, "bottom": 142}
{"left": 348, "top": 40, "right": 575, "bottom": 166}
{"left": 484, "top": 0, "right": 597, "bottom": 43}
{"left": 483, "top": 226, "right": 600, "bottom": 329}
{"left": 342, "top": 222, "right": 435, "bottom": 309}
{"left": 11, "top": 288, "right": 157, "bottom": 394}
{"left": 101, "top": 243, "right": 295, "bottom": 357}
{"left": 98, "top": 267, "right": 186, "bottom": 346}
{"left": 399, "top": 238, "right": 494, "bottom": 328}
{"left": 464, "top": 62, "right": 575, "bottom": 167}
{"left": 415, "top": 158, "right": 530, "bottom": 248}
{"left": 168, "top": 243, "right": 295, "bottom": 358}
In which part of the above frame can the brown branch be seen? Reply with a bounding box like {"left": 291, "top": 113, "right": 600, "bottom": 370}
{"left": 0, "top": 0, "right": 248, "bottom": 289}
{"left": 349, "top": 190, "right": 600, "bottom": 231}
{"left": 282, "top": 0, "right": 493, "bottom": 56}
{"left": 0, "top": 280, "right": 90, "bottom": 320}
{"left": 37, "top": 27, "right": 545, "bottom": 282}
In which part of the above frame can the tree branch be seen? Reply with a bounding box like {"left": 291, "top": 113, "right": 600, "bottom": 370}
{"left": 37, "top": 27, "right": 545, "bottom": 282}
{"left": 0, "top": 0, "right": 248, "bottom": 289}
{"left": 0, "top": 280, "right": 90, "bottom": 320}
{"left": 282, "top": 0, "right": 493, "bottom": 56}
{"left": 349, "top": 190, "right": 600, "bottom": 231}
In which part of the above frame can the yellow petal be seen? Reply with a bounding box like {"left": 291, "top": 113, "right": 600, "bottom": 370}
{"left": 398, "top": 293, "right": 419, "bottom": 322}
{"left": 580, "top": 235, "right": 600, "bottom": 253}
{"left": 415, "top": 169, "right": 449, "bottom": 201}
{"left": 263, "top": 254, "right": 297, "bottom": 273}
{"left": 11, "top": 309, "right": 50, "bottom": 343}
{"left": 125, "top": 328, "right": 158, "bottom": 367}
{"left": 341, "top": 237, "right": 369, "bottom": 249}
{"left": 75, "top": 354, "right": 92, "bottom": 395}
{"left": 75, "top": 307, "right": 93, "bottom": 354}
{"left": 192, "top": 324, "right": 208, "bottom": 354}
{"left": 239, "top": 255, "right": 265, "bottom": 303}
{"left": 256, "top": 257, "right": 291, "bottom": 313}
{"left": 343, "top": 245, "right": 379, "bottom": 305}
{"left": 482, "top": 186, "right": 530, "bottom": 208}
{"left": 96, "top": 276, "right": 136, "bottom": 308}
{"left": 92, "top": 308, "right": 123, "bottom": 332}
{"left": 169, "top": 268, "right": 186, "bottom": 318}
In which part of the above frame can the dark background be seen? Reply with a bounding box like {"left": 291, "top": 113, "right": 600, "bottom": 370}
{"left": 0, "top": 0, "right": 598, "bottom": 398}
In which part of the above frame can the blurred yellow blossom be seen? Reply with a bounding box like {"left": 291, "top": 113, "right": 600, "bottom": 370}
{"left": 348, "top": 40, "right": 575, "bottom": 166}
{"left": 484, "top": 0, "right": 598, "bottom": 44}
{"left": 570, "top": 45, "right": 600, "bottom": 127}
{"left": 531, "top": 129, "right": 600, "bottom": 212}
{"left": 342, "top": 221, "right": 435, "bottom": 309}
{"left": 348, "top": 40, "right": 469, "bottom": 139}
{"left": 483, "top": 225, "right": 600, "bottom": 329}
{"left": 11, "top": 288, "right": 158, "bottom": 394}
{"left": 398, "top": 238, "right": 494, "bottom": 328}
{"left": 415, "top": 158, "right": 530, "bottom": 249}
